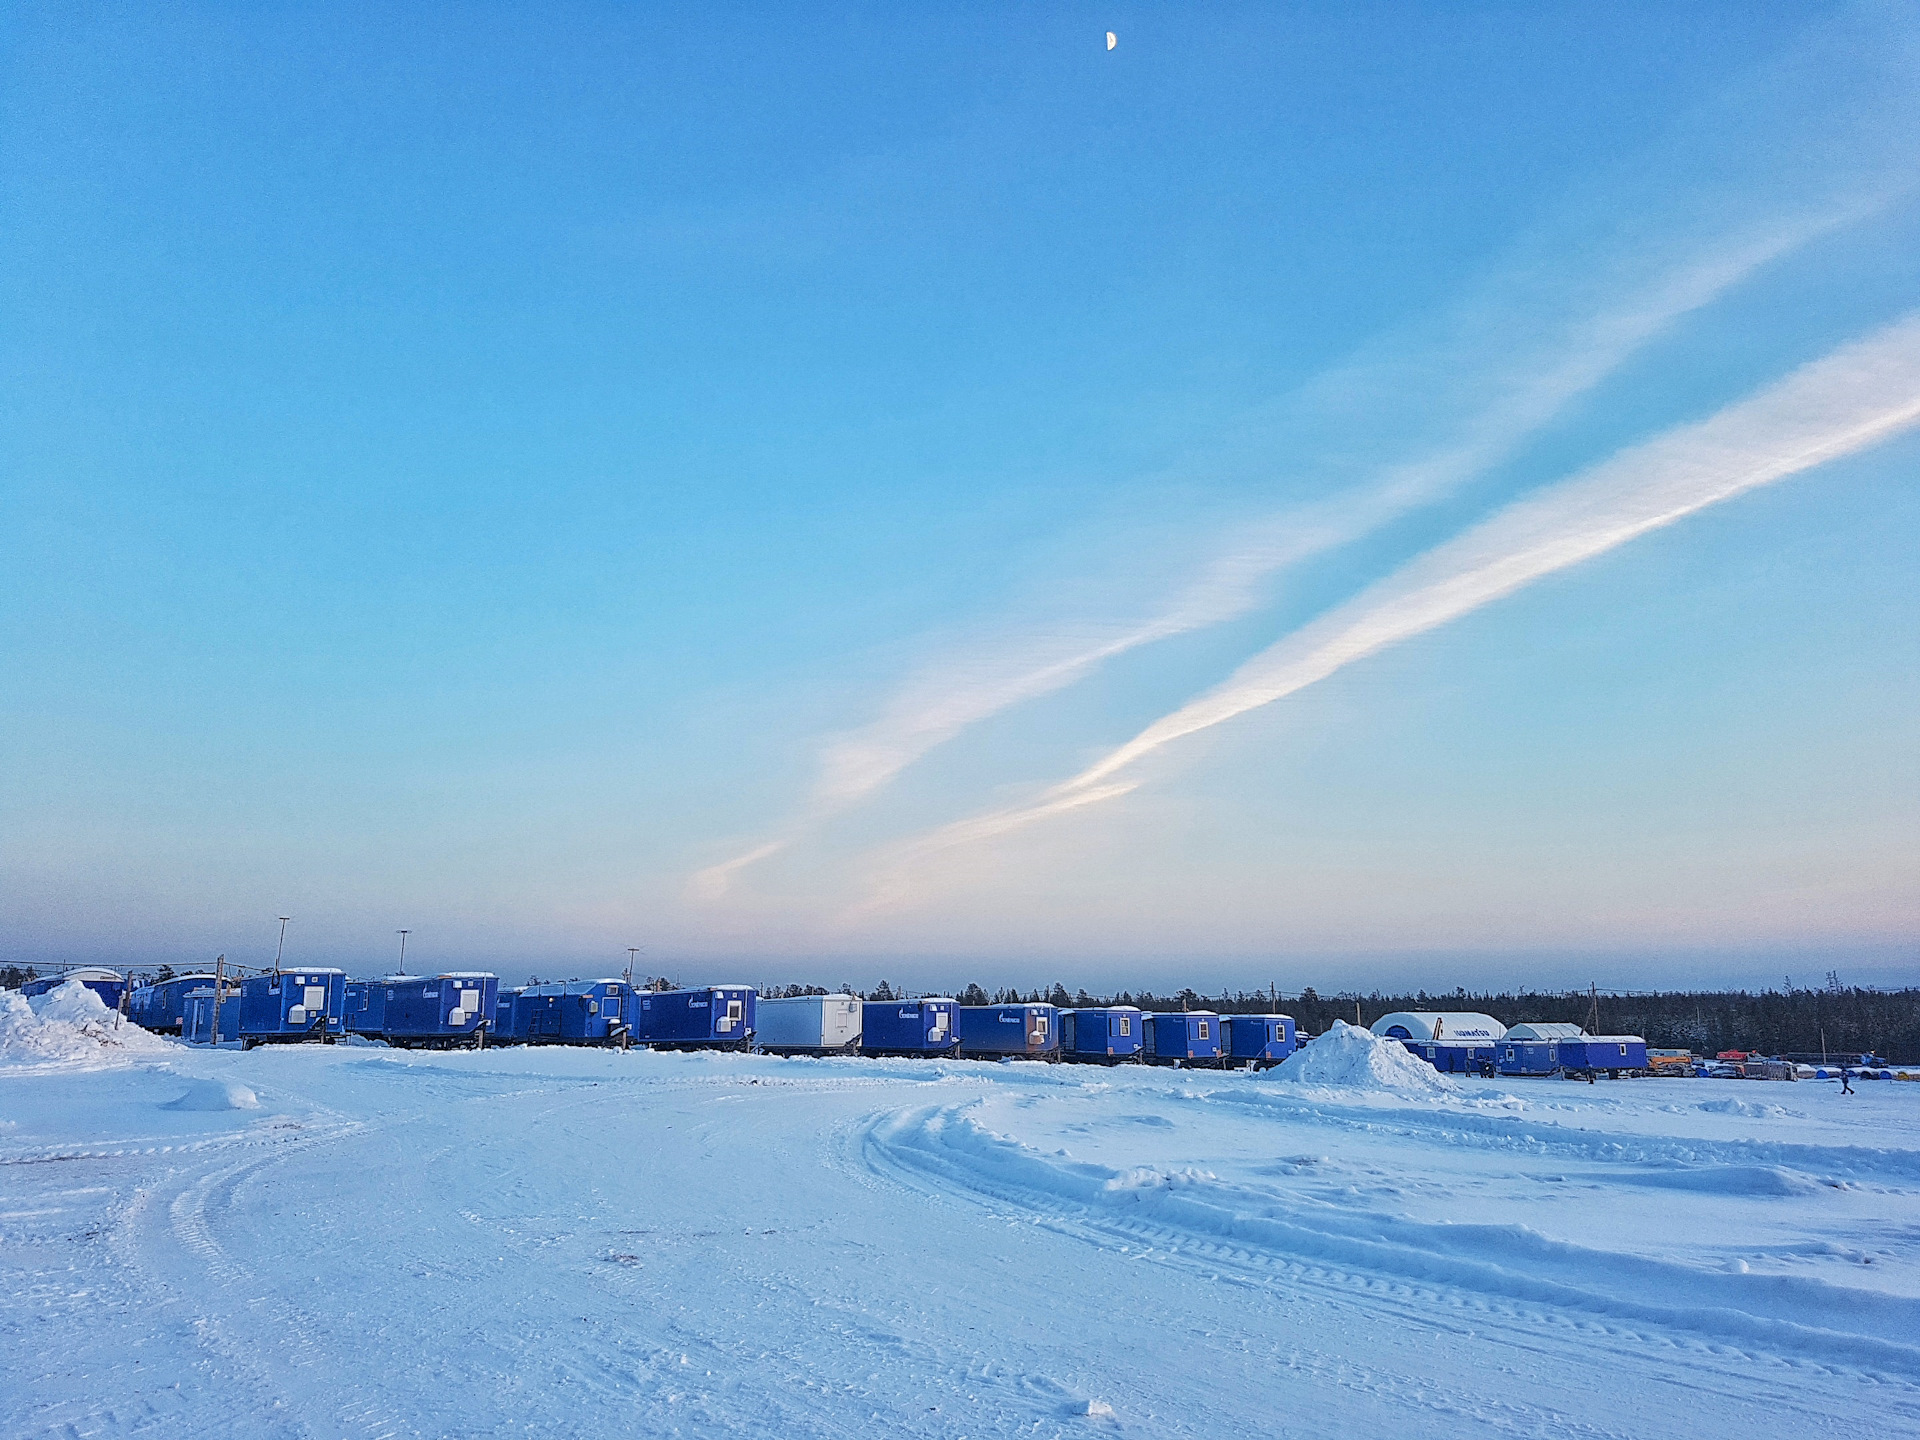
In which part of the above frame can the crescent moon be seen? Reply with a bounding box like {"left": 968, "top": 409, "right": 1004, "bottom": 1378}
{"left": 1106, "top": 32, "right": 1117, "bottom": 50}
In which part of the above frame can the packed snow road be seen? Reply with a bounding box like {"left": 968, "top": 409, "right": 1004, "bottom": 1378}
{"left": 2, "top": 1022, "right": 1915, "bottom": 1439}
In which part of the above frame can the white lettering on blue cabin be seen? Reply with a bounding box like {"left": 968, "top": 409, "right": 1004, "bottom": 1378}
{"left": 689, "top": 1000, "right": 708, "bottom": 1008}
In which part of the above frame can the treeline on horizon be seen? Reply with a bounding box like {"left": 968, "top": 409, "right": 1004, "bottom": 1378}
{"left": 759, "top": 979, "right": 1920, "bottom": 1063}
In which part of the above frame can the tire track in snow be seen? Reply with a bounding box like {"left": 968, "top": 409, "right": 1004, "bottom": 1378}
{"left": 854, "top": 1100, "right": 1920, "bottom": 1413}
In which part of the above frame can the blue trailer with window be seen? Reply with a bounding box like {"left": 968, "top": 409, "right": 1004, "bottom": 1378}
{"left": 1059, "top": 1007, "right": 1143, "bottom": 1063}
{"left": 633, "top": 985, "right": 755, "bottom": 1050}
{"left": 956, "top": 1004, "right": 1059, "bottom": 1060}
{"left": 859, "top": 999, "right": 958, "bottom": 1056}
{"left": 501, "top": 980, "right": 632, "bottom": 1046}
{"left": 1495, "top": 1039, "right": 1558, "bottom": 1076}
{"left": 130, "top": 973, "right": 219, "bottom": 1033}
{"left": 1553, "top": 1036, "right": 1647, "bottom": 1078}
{"left": 238, "top": 970, "right": 346, "bottom": 1048}
{"left": 378, "top": 973, "right": 498, "bottom": 1049}
{"left": 1143, "top": 1012, "right": 1223, "bottom": 1067}
{"left": 1224, "top": 1014, "right": 1296, "bottom": 1069}
{"left": 1399, "top": 1039, "right": 1499, "bottom": 1075}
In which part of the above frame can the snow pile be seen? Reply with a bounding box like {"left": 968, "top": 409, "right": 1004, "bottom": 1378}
{"left": 0, "top": 981, "right": 172, "bottom": 1065}
{"left": 1269, "top": 1020, "right": 1456, "bottom": 1093}
{"left": 163, "top": 1078, "right": 260, "bottom": 1111}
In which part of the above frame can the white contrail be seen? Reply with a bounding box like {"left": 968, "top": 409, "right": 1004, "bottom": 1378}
{"left": 691, "top": 217, "right": 1849, "bottom": 900}
{"left": 888, "top": 312, "right": 1920, "bottom": 864}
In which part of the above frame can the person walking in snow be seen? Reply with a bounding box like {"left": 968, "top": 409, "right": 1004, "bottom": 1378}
{"left": 1840, "top": 1066, "right": 1854, "bottom": 1095}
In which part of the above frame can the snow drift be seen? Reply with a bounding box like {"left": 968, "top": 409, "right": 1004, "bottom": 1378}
{"left": 1270, "top": 1019, "right": 1456, "bottom": 1093}
{"left": 163, "top": 1078, "right": 260, "bottom": 1111}
{"left": 0, "top": 980, "right": 172, "bottom": 1066}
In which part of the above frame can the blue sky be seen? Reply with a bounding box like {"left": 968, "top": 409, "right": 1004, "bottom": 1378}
{"left": 4, "top": 2, "right": 1917, "bottom": 991}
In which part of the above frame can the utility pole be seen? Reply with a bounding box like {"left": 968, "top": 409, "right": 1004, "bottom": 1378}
{"left": 274, "top": 916, "right": 291, "bottom": 974}
{"left": 397, "top": 930, "right": 410, "bottom": 974}
{"left": 626, "top": 947, "right": 640, "bottom": 988}
{"left": 1588, "top": 983, "right": 1600, "bottom": 1035}
{"left": 209, "top": 954, "right": 226, "bottom": 1046}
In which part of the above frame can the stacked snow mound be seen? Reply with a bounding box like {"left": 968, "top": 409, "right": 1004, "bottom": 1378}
{"left": 1270, "top": 1020, "right": 1456, "bottom": 1093}
{"left": 0, "top": 981, "right": 173, "bottom": 1065}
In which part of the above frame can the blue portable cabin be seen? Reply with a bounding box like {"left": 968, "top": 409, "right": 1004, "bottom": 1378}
{"left": 237, "top": 970, "right": 347, "bottom": 1048}
{"left": 130, "top": 973, "right": 219, "bottom": 1033}
{"left": 1552, "top": 1036, "right": 1647, "bottom": 1077}
{"left": 342, "top": 976, "right": 406, "bottom": 1037}
{"left": 1059, "top": 1007, "right": 1143, "bottom": 1063}
{"left": 1495, "top": 1039, "right": 1559, "bottom": 1076}
{"left": 379, "top": 972, "right": 499, "bottom": 1049}
{"left": 1142, "top": 1012, "right": 1224, "bottom": 1067}
{"left": 507, "top": 980, "right": 633, "bottom": 1046}
{"left": 633, "top": 984, "right": 755, "bottom": 1050}
{"left": 1224, "top": 1013, "right": 1296, "bottom": 1069}
{"left": 22, "top": 968, "right": 127, "bottom": 1011}
{"left": 1399, "top": 1039, "right": 1499, "bottom": 1075}
{"left": 183, "top": 983, "right": 242, "bottom": 1044}
{"left": 859, "top": 998, "right": 958, "bottom": 1057}
{"left": 955, "top": 1004, "right": 1059, "bottom": 1060}
{"left": 491, "top": 987, "right": 521, "bottom": 1041}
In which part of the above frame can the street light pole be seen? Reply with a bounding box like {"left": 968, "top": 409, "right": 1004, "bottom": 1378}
{"left": 274, "top": 916, "right": 291, "bottom": 974}
{"left": 397, "top": 930, "right": 410, "bottom": 975}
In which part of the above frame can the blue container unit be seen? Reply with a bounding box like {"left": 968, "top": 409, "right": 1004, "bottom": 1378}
{"left": 1059, "top": 1007, "right": 1143, "bottom": 1063}
{"left": 633, "top": 985, "right": 756, "bottom": 1050}
{"left": 1399, "top": 1040, "right": 1499, "bottom": 1075}
{"left": 130, "top": 973, "right": 220, "bottom": 1033}
{"left": 1553, "top": 1036, "right": 1648, "bottom": 1077}
{"left": 955, "top": 1004, "right": 1059, "bottom": 1060}
{"left": 1224, "top": 1014, "right": 1297, "bottom": 1070}
{"left": 859, "top": 999, "right": 958, "bottom": 1057}
{"left": 22, "top": 968, "right": 127, "bottom": 1011}
{"left": 1495, "top": 1040, "right": 1558, "bottom": 1077}
{"left": 238, "top": 970, "right": 347, "bottom": 1049}
{"left": 1142, "top": 1012, "right": 1224, "bottom": 1067}
{"left": 504, "top": 980, "right": 633, "bottom": 1046}
{"left": 183, "top": 984, "right": 241, "bottom": 1044}
{"left": 342, "top": 977, "right": 406, "bottom": 1037}
{"left": 379, "top": 973, "right": 499, "bottom": 1049}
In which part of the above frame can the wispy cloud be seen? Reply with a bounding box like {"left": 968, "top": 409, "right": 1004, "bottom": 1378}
{"left": 689, "top": 209, "right": 1860, "bottom": 900}
{"left": 873, "top": 312, "right": 1920, "bottom": 886}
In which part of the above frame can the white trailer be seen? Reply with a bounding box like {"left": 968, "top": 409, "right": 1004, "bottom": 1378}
{"left": 756, "top": 994, "right": 863, "bottom": 1055}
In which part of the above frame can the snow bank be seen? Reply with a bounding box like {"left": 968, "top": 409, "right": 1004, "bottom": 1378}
{"left": 1269, "top": 1020, "right": 1456, "bottom": 1093}
{"left": 0, "top": 981, "right": 173, "bottom": 1066}
{"left": 163, "top": 1078, "right": 260, "bottom": 1111}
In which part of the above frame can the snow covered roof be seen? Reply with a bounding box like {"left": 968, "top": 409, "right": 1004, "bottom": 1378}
{"left": 62, "top": 967, "right": 123, "bottom": 982}
{"left": 1505, "top": 1022, "right": 1585, "bottom": 1040}
{"left": 1368, "top": 1011, "right": 1506, "bottom": 1042}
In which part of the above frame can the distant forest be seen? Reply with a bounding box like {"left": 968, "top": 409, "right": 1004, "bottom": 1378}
{"left": 763, "top": 979, "right": 1920, "bottom": 1063}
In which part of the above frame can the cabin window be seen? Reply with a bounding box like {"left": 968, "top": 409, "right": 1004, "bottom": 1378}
{"left": 1115, "top": 1015, "right": 1130, "bottom": 1036}
{"left": 1618, "top": 1044, "right": 1628, "bottom": 1056}
{"left": 1033, "top": 1014, "right": 1048, "bottom": 1037}
{"left": 1197, "top": 1021, "right": 1209, "bottom": 1040}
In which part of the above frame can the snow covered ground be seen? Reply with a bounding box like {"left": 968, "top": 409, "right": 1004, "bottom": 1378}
{"left": 3, "top": 993, "right": 1915, "bottom": 1439}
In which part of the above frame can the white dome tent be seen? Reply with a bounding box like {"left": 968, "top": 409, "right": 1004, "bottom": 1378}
{"left": 1368, "top": 1011, "right": 1506, "bottom": 1043}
